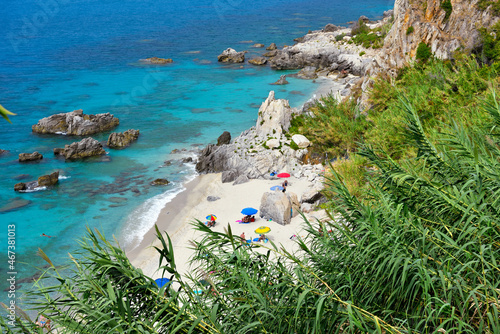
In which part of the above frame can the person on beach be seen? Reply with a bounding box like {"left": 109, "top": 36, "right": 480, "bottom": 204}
{"left": 240, "top": 232, "right": 246, "bottom": 242}
{"left": 281, "top": 179, "right": 288, "bottom": 193}
{"left": 258, "top": 234, "right": 266, "bottom": 242}
{"left": 209, "top": 215, "right": 216, "bottom": 227}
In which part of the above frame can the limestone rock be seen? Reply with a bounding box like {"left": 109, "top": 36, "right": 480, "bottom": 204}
{"left": 32, "top": 109, "right": 119, "bottom": 136}
{"left": 291, "top": 134, "right": 311, "bottom": 148}
{"left": 19, "top": 152, "right": 43, "bottom": 162}
{"left": 207, "top": 196, "right": 220, "bottom": 202}
{"left": 301, "top": 186, "right": 324, "bottom": 204}
{"left": 287, "top": 192, "right": 300, "bottom": 217}
{"left": 53, "top": 148, "right": 64, "bottom": 156}
{"left": 323, "top": 23, "right": 339, "bottom": 32}
{"left": 141, "top": 57, "right": 173, "bottom": 64}
{"left": 256, "top": 91, "right": 293, "bottom": 138}
{"left": 259, "top": 191, "right": 292, "bottom": 225}
{"left": 151, "top": 178, "right": 169, "bottom": 185}
{"left": 248, "top": 57, "right": 267, "bottom": 65}
{"left": 297, "top": 66, "right": 318, "bottom": 79}
{"left": 263, "top": 50, "right": 278, "bottom": 57}
{"left": 266, "top": 139, "right": 280, "bottom": 149}
{"left": 233, "top": 174, "right": 249, "bottom": 185}
{"left": 107, "top": 129, "right": 140, "bottom": 148}
{"left": 266, "top": 43, "right": 277, "bottom": 50}
{"left": 58, "top": 137, "right": 106, "bottom": 160}
{"left": 271, "top": 75, "right": 289, "bottom": 85}
{"left": 252, "top": 43, "right": 265, "bottom": 48}
{"left": 217, "top": 48, "right": 245, "bottom": 63}
{"left": 217, "top": 131, "right": 231, "bottom": 145}
{"left": 380, "top": 0, "right": 500, "bottom": 68}
{"left": 14, "top": 183, "right": 27, "bottom": 192}
{"left": 38, "top": 171, "right": 59, "bottom": 187}
{"left": 222, "top": 170, "right": 237, "bottom": 183}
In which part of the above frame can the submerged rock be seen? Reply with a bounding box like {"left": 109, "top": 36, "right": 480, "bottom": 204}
{"left": 57, "top": 137, "right": 106, "bottom": 160}
{"left": 140, "top": 57, "right": 173, "bottom": 64}
{"left": 0, "top": 149, "right": 8, "bottom": 156}
{"left": 32, "top": 109, "right": 119, "bottom": 136}
{"left": 252, "top": 43, "right": 265, "bottom": 48}
{"left": 0, "top": 197, "right": 32, "bottom": 213}
{"left": 217, "top": 48, "right": 246, "bottom": 63}
{"left": 19, "top": 151, "right": 43, "bottom": 162}
{"left": 263, "top": 50, "right": 278, "bottom": 57}
{"left": 151, "top": 178, "right": 169, "bottom": 185}
{"left": 107, "top": 129, "right": 140, "bottom": 148}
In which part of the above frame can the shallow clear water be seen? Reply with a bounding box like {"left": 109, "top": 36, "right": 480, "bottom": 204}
{"left": 0, "top": 0, "right": 393, "bottom": 300}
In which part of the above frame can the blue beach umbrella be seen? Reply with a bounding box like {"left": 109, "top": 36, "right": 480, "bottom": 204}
{"left": 241, "top": 207, "right": 258, "bottom": 215}
{"left": 270, "top": 185, "right": 284, "bottom": 191}
{"left": 155, "top": 278, "right": 170, "bottom": 288}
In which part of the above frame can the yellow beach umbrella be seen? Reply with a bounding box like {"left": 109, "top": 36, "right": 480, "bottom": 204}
{"left": 255, "top": 226, "right": 271, "bottom": 234}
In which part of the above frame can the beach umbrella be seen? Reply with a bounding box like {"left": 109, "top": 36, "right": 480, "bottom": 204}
{"left": 241, "top": 207, "right": 258, "bottom": 215}
{"left": 206, "top": 214, "right": 217, "bottom": 221}
{"left": 155, "top": 278, "right": 170, "bottom": 288}
{"left": 270, "top": 185, "right": 284, "bottom": 191}
{"left": 255, "top": 226, "right": 271, "bottom": 234}
{"left": 277, "top": 172, "right": 290, "bottom": 178}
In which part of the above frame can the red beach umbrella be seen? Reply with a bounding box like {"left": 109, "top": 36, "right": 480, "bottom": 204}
{"left": 277, "top": 173, "right": 290, "bottom": 178}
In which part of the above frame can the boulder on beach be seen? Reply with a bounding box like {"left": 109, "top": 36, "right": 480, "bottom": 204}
{"left": 19, "top": 151, "right": 43, "bottom": 162}
{"left": 217, "top": 48, "right": 246, "bottom": 63}
{"left": 56, "top": 137, "right": 106, "bottom": 160}
{"left": 32, "top": 109, "right": 119, "bottom": 136}
{"left": 140, "top": 57, "right": 173, "bottom": 64}
{"left": 107, "top": 129, "right": 140, "bottom": 149}
{"left": 271, "top": 75, "right": 289, "bottom": 85}
{"left": 255, "top": 91, "right": 293, "bottom": 138}
{"left": 248, "top": 57, "right": 267, "bottom": 65}
{"left": 259, "top": 191, "right": 292, "bottom": 225}
{"left": 266, "top": 43, "right": 277, "bottom": 50}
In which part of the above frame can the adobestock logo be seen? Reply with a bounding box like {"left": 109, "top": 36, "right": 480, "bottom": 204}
{"left": 6, "top": 0, "right": 71, "bottom": 53}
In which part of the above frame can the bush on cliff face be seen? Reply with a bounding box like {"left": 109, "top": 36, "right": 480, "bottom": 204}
{"left": 479, "top": 22, "right": 500, "bottom": 64}
{"left": 416, "top": 41, "right": 433, "bottom": 62}
{"left": 477, "top": 0, "right": 500, "bottom": 15}
{"left": 440, "top": 0, "right": 453, "bottom": 20}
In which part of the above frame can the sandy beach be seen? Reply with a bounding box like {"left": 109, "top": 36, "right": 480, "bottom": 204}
{"left": 128, "top": 172, "right": 328, "bottom": 278}
{"left": 127, "top": 75, "right": 343, "bottom": 279}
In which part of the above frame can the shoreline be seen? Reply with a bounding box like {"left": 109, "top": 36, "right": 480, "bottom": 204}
{"left": 127, "top": 77, "right": 337, "bottom": 277}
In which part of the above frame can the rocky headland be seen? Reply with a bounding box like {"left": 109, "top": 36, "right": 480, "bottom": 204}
{"left": 32, "top": 109, "right": 119, "bottom": 136}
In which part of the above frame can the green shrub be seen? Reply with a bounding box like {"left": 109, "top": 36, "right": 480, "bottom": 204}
{"left": 477, "top": 0, "right": 500, "bottom": 15}
{"left": 359, "top": 51, "right": 366, "bottom": 56}
{"left": 289, "top": 140, "right": 300, "bottom": 150}
{"left": 441, "top": 0, "right": 452, "bottom": 20}
{"left": 416, "top": 42, "right": 432, "bottom": 62}
{"left": 406, "top": 26, "right": 414, "bottom": 35}
{"left": 335, "top": 33, "right": 346, "bottom": 41}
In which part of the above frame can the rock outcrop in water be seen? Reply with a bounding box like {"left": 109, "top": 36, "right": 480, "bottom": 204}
{"left": 55, "top": 137, "right": 106, "bottom": 160}
{"left": 32, "top": 109, "right": 119, "bottom": 136}
{"left": 107, "top": 129, "right": 140, "bottom": 148}
{"left": 19, "top": 151, "right": 43, "bottom": 162}
{"left": 249, "top": 57, "right": 267, "bottom": 65}
{"left": 217, "top": 48, "right": 246, "bottom": 63}
{"left": 14, "top": 171, "right": 59, "bottom": 192}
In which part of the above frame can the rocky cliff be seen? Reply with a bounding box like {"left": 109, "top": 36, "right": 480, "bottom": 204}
{"left": 380, "top": 0, "right": 499, "bottom": 68}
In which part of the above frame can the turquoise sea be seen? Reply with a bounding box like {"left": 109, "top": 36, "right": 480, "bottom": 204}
{"left": 0, "top": 0, "right": 393, "bottom": 301}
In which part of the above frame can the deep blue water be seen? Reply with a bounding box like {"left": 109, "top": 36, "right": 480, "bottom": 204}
{"left": 0, "top": 0, "right": 393, "bottom": 302}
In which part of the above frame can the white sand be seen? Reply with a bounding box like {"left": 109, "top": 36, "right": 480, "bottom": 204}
{"left": 128, "top": 173, "right": 327, "bottom": 278}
